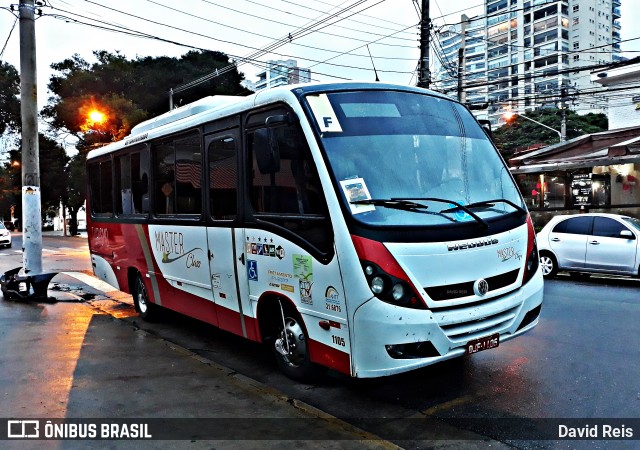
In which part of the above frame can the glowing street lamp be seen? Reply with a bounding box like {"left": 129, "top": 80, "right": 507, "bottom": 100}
{"left": 503, "top": 111, "right": 564, "bottom": 143}
{"left": 86, "top": 109, "right": 106, "bottom": 129}
{"left": 88, "top": 110, "right": 105, "bottom": 124}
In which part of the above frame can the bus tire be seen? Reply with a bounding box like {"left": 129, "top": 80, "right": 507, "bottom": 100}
{"left": 539, "top": 252, "right": 557, "bottom": 278}
{"left": 273, "top": 308, "right": 318, "bottom": 381}
{"left": 133, "top": 274, "right": 158, "bottom": 321}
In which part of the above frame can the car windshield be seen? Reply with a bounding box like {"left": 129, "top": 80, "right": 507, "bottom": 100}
{"left": 305, "top": 89, "right": 524, "bottom": 227}
{"left": 0, "top": 223, "right": 6, "bottom": 231}
{"left": 622, "top": 217, "right": 640, "bottom": 232}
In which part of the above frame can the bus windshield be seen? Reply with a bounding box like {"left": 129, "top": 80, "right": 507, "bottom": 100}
{"left": 306, "top": 90, "right": 523, "bottom": 227}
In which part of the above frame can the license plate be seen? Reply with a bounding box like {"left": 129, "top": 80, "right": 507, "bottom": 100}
{"left": 465, "top": 333, "right": 500, "bottom": 355}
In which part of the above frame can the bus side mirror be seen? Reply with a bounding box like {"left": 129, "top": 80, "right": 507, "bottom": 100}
{"left": 254, "top": 128, "right": 280, "bottom": 175}
{"left": 478, "top": 119, "right": 493, "bottom": 140}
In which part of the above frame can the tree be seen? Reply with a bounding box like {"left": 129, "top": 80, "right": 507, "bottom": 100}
{"left": 0, "top": 135, "right": 68, "bottom": 223}
{"left": 64, "top": 153, "right": 86, "bottom": 236}
{"left": 0, "top": 61, "right": 21, "bottom": 135}
{"left": 492, "top": 109, "right": 608, "bottom": 157}
{"left": 43, "top": 50, "right": 252, "bottom": 138}
{"left": 42, "top": 49, "right": 252, "bottom": 230}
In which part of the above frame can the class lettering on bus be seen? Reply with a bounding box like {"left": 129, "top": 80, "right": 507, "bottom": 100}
{"left": 86, "top": 83, "right": 543, "bottom": 380}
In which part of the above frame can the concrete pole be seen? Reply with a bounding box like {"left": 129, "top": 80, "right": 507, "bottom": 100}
{"left": 417, "top": 0, "right": 431, "bottom": 88}
{"left": 19, "top": 0, "right": 43, "bottom": 274}
{"left": 457, "top": 15, "right": 469, "bottom": 104}
{"left": 560, "top": 88, "right": 567, "bottom": 142}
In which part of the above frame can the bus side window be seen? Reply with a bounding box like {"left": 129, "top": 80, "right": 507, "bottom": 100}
{"left": 88, "top": 159, "right": 113, "bottom": 217}
{"left": 154, "top": 142, "right": 175, "bottom": 215}
{"left": 249, "top": 124, "right": 322, "bottom": 215}
{"left": 152, "top": 132, "right": 201, "bottom": 216}
{"left": 247, "top": 118, "right": 333, "bottom": 255}
{"left": 208, "top": 135, "right": 238, "bottom": 220}
{"left": 116, "top": 151, "right": 148, "bottom": 215}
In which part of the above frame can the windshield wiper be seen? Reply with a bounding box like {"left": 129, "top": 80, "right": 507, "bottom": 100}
{"left": 443, "top": 198, "right": 526, "bottom": 215}
{"left": 388, "top": 197, "right": 489, "bottom": 228}
{"left": 350, "top": 198, "right": 429, "bottom": 212}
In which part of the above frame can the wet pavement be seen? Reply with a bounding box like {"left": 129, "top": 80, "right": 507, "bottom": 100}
{"left": 0, "top": 236, "right": 396, "bottom": 449}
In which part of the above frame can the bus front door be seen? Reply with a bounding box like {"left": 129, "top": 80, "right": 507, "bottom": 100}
{"left": 205, "top": 130, "right": 251, "bottom": 338}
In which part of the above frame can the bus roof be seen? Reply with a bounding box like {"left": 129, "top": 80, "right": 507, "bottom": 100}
{"left": 86, "top": 81, "right": 449, "bottom": 160}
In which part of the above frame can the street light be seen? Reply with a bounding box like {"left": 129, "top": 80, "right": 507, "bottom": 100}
{"left": 503, "top": 112, "right": 565, "bottom": 143}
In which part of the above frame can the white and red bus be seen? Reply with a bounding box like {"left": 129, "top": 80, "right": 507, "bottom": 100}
{"left": 86, "top": 82, "right": 543, "bottom": 379}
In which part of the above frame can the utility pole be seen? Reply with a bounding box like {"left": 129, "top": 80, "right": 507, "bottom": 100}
{"left": 457, "top": 15, "right": 469, "bottom": 103}
{"left": 19, "top": 0, "right": 43, "bottom": 274}
{"left": 417, "top": 0, "right": 431, "bottom": 88}
{"left": 560, "top": 87, "right": 567, "bottom": 142}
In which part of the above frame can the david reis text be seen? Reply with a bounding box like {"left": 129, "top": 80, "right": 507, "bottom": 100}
{"left": 559, "top": 424, "right": 633, "bottom": 439}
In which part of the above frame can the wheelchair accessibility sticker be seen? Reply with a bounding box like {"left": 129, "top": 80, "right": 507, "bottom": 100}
{"left": 247, "top": 259, "right": 258, "bottom": 281}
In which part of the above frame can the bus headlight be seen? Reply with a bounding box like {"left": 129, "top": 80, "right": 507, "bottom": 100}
{"left": 359, "top": 260, "right": 426, "bottom": 309}
{"left": 371, "top": 276, "right": 385, "bottom": 294}
{"left": 392, "top": 283, "right": 405, "bottom": 301}
{"left": 351, "top": 234, "right": 428, "bottom": 310}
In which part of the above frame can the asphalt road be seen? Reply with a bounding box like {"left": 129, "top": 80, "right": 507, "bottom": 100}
{"left": 2, "top": 233, "right": 639, "bottom": 449}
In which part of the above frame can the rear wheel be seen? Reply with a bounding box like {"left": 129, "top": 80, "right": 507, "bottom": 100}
{"left": 133, "top": 274, "right": 158, "bottom": 321}
{"left": 273, "top": 309, "right": 318, "bottom": 381}
{"left": 539, "top": 252, "right": 558, "bottom": 278}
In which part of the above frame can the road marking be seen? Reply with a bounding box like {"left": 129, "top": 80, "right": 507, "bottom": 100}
{"left": 421, "top": 394, "right": 476, "bottom": 416}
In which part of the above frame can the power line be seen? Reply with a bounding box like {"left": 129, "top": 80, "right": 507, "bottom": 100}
{"left": 0, "top": 16, "right": 18, "bottom": 60}
{"left": 229, "top": 0, "right": 416, "bottom": 39}
{"left": 46, "top": 2, "right": 414, "bottom": 77}
{"left": 44, "top": 0, "right": 417, "bottom": 93}
{"left": 147, "top": 0, "right": 417, "bottom": 58}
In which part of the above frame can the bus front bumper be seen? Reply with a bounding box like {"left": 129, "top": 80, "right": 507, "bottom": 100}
{"left": 351, "top": 271, "right": 544, "bottom": 378}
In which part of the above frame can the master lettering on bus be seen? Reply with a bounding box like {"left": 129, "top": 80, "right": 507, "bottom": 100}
{"left": 155, "top": 231, "right": 185, "bottom": 255}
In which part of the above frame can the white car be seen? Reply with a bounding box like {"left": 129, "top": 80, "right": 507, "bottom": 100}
{"left": 537, "top": 213, "right": 640, "bottom": 278}
{"left": 0, "top": 222, "right": 12, "bottom": 249}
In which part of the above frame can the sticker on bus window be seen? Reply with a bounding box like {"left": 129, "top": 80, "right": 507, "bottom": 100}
{"left": 293, "top": 254, "right": 313, "bottom": 305}
{"left": 307, "top": 94, "right": 343, "bottom": 133}
{"left": 340, "top": 178, "right": 375, "bottom": 214}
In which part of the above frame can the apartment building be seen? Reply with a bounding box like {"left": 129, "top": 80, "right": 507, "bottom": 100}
{"left": 432, "top": 0, "right": 622, "bottom": 124}
{"left": 246, "top": 59, "right": 312, "bottom": 92}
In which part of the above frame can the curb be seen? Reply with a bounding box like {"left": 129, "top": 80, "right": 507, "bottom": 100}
{"left": 58, "top": 270, "right": 400, "bottom": 448}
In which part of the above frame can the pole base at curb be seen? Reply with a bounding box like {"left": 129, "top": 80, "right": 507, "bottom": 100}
{"left": 0, "top": 267, "right": 58, "bottom": 301}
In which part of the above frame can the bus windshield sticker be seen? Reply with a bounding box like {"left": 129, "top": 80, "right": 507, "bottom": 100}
{"left": 307, "top": 94, "right": 343, "bottom": 133}
{"left": 340, "top": 178, "right": 375, "bottom": 214}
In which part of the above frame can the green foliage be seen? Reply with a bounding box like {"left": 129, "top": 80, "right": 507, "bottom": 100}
{"left": 0, "top": 135, "right": 68, "bottom": 221}
{"left": 43, "top": 50, "right": 252, "bottom": 142}
{"left": 42, "top": 49, "right": 252, "bottom": 230}
{"left": 0, "top": 61, "right": 21, "bottom": 135}
{"left": 64, "top": 153, "right": 87, "bottom": 236}
{"left": 493, "top": 110, "right": 608, "bottom": 157}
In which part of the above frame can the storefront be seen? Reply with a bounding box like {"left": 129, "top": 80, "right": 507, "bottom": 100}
{"left": 509, "top": 126, "right": 640, "bottom": 228}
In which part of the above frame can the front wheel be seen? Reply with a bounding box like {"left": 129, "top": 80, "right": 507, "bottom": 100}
{"left": 133, "top": 274, "right": 158, "bottom": 321}
{"left": 539, "top": 252, "right": 558, "bottom": 278}
{"left": 273, "top": 311, "right": 318, "bottom": 381}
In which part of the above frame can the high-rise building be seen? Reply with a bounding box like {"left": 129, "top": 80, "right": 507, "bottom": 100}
{"left": 248, "top": 59, "right": 312, "bottom": 92}
{"left": 432, "top": 0, "right": 622, "bottom": 124}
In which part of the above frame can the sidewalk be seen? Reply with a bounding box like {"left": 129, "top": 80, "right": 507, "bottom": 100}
{"left": 0, "top": 246, "right": 397, "bottom": 449}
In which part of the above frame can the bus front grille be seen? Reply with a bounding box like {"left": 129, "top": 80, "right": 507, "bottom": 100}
{"left": 431, "top": 294, "right": 522, "bottom": 343}
{"left": 424, "top": 269, "right": 519, "bottom": 301}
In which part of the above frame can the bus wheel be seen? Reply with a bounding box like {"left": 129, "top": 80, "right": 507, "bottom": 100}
{"left": 273, "top": 311, "right": 317, "bottom": 381}
{"left": 133, "top": 274, "right": 157, "bottom": 321}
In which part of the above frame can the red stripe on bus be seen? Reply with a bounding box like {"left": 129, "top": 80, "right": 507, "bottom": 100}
{"left": 308, "top": 339, "right": 351, "bottom": 376}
